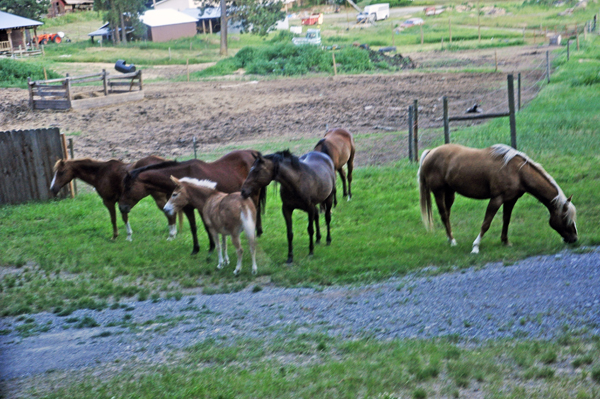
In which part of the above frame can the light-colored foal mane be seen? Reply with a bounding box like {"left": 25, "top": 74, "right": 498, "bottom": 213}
{"left": 491, "top": 144, "right": 576, "bottom": 222}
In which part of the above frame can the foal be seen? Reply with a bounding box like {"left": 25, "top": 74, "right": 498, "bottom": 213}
{"left": 164, "top": 177, "right": 258, "bottom": 275}
{"left": 49, "top": 156, "right": 175, "bottom": 241}
{"left": 314, "top": 128, "right": 356, "bottom": 200}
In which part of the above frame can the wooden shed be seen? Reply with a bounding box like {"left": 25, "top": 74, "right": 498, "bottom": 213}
{"left": 0, "top": 11, "right": 43, "bottom": 56}
{"left": 48, "top": 0, "right": 94, "bottom": 18}
{"left": 140, "top": 9, "right": 197, "bottom": 42}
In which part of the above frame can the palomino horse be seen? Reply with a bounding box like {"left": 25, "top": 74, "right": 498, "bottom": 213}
{"left": 418, "top": 143, "right": 577, "bottom": 253}
{"left": 49, "top": 156, "right": 176, "bottom": 241}
{"left": 314, "top": 128, "right": 356, "bottom": 200}
{"left": 164, "top": 177, "right": 258, "bottom": 275}
{"left": 119, "top": 150, "right": 265, "bottom": 255}
{"left": 241, "top": 150, "right": 336, "bottom": 264}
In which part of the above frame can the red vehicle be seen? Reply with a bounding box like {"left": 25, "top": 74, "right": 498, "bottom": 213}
{"left": 34, "top": 32, "right": 65, "bottom": 45}
{"left": 301, "top": 13, "right": 323, "bottom": 26}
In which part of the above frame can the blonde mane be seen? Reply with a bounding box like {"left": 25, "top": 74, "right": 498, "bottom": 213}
{"left": 179, "top": 178, "right": 217, "bottom": 190}
{"left": 491, "top": 144, "right": 576, "bottom": 223}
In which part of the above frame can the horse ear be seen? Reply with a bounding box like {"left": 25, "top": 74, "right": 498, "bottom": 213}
{"left": 170, "top": 175, "right": 181, "bottom": 186}
{"left": 567, "top": 195, "right": 573, "bottom": 203}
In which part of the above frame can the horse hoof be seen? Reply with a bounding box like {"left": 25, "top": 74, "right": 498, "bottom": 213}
{"left": 286, "top": 258, "right": 293, "bottom": 264}
{"left": 166, "top": 236, "right": 176, "bottom": 241}
{"left": 191, "top": 247, "right": 200, "bottom": 255}
{"left": 471, "top": 247, "right": 480, "bottom": 254}
{"left": 217, "top": 264, "right": 224, "bottom": 270}
{"left": 252, "top": 269, "right": 257, "bottom": 275}
{"left": 450, "top": 239, "right": 457, "bottom": 247}
{"left": 126, "top": 236, "right": 133, "bottom": 242}
{"left": 233, "top": 270, "right": 240, "bottom": 276}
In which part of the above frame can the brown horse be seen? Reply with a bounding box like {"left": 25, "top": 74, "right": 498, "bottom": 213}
{"left": 241, "top": 150, "right": 336, "bottom": 264}
{"left": 164, "top": 177, "right": 258, "bottom": 275}
{"left": 418, "top": 143, "right": 577, "bottom": 253}
{"left": 119, "top": 150, "right": 265, "bottom": 255}
{"left": 49, "top": 156, "right": 176, "bottom": 241}
{"left": 314, "top": 128, "right": 356, "bottom": 200}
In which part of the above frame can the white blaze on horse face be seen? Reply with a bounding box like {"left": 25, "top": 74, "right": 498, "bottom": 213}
{"left": 50, "top": 172, "right": 57, "bottom": 191}
{"left": 471, "top": 233, "right": 482, "bottom": 254}
{"left": 163, "top": 202, "right": 175, "bottom": 216}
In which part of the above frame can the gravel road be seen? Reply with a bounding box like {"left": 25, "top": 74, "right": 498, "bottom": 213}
{"left": 1, "top": 248, "right": 599, "bottom": 385}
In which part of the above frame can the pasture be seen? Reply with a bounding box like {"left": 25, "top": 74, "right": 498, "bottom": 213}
{"left": 0, "top": 4, "right": 599, "bottom": 397}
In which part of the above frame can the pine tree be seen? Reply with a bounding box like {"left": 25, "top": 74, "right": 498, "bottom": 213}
{"left": 0, "top": 0, "right": 50, "bottom": 20}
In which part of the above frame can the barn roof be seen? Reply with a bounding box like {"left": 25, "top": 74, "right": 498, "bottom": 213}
{"left": 0, "top": 11, "right": 43, "bottom": 30}
{"left": 140, "top": 9, "right": 197, "bottom": 27}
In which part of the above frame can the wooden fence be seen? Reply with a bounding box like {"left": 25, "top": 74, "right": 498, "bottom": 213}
{"left": 28, "top": 70, "right": 143, "bottom": 111}
{"left": 0, "top": 128, "right": 70, "bottom": 205}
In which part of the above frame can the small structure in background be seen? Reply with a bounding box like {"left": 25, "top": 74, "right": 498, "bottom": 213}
{"left": 301, "top": 13, "right": 323, "bottom": 26}
{"left": 47, "top": 0, "right": 94, "bottom": 18}
{"left": 140, "top": 9, "right": 198, "bottom": 42}
{"left": 292, "top": 28, "right": 321, "bottom": 45}
{"left": 0, "top": 11, "right": 43, "bottom": 57}
{"left": 424, "top": 6, "right": 445, "bottom": 16}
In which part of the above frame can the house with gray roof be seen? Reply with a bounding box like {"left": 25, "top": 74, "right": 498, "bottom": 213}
{"left": 0, "top": 11, "right": 43, "bottom": 56}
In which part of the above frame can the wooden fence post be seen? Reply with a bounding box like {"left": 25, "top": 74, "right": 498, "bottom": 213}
{"left": 186, "top": 59, "right": 190, "bottom": 82}
{"left": 332, "top": 52, "right": 337, "bottom": 76}
{"left": 102, "top": 69, "right": 108, "bottom": 95}
{"left": 443, "top": 96, "right": 450, "bottom": 143}
{"left": 517, "top": 72, "right": 521, "bottom": 111}
{"left": 193, "top": 136, "right": 197, "bottom": 159}
{"left": 449, "top": 17, "right": 452, "bottom": 46}
{"left": 65, "top": 73, "right": 72, "bottom": 108}
{"left": 408, "top": 105, "right": 414, "bottom": 162}
{"left": 27, "top": 77, "right": 33, "bottom": 109}
{"left": 68, "top": 138, "right": 77, "bottom": 195}
{"left": 413, "top": 99, "right": 419, "bottom": 161}
{"left": 507, "top": 74, "right": 517, "bottom": 150}
{"left": 420, "top": 24, "right": 423, "bottom": 45}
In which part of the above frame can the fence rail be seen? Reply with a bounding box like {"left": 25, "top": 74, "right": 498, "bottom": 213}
{"left": 0, "top": 128, "right": 70, "bottom": 205}
{"left": 28, "top": 70, "right": 143, "bottom": 111}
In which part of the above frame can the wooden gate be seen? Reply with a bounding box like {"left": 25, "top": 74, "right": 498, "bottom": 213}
{"left": 0, "top": 128, "right": 70, "bottom": 205}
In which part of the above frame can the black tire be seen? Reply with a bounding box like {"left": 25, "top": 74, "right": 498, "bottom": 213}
{"left": 40, "top": 39, "right": 48, "bottom": 45}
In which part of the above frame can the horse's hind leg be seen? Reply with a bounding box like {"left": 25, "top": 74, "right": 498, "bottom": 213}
{"left": 324, "top": 195, "right": 333, "bottom": 245}
{"left": 347, "top": 150, "right": 355, "bottom": 200}
{"left": 433, "top": 190, "right": 456, "bottom": 246}
{"left": 241, "top": 207, "right": 258, "bottom": 275}
{"left": 282, "top": 205, "right": 294, "bottom": 264}
{"left": 501, "top": 198, "right": 518, "bottom": 246}
{"left": 338, "top": 167, "right": 348, "bottom": 198}
{"left": 472, "top": 197, "right": 503, "bottom": 254}
{"left": 222, "top": 235, "right": 230, "bottom": 265}
{"left": 314, "top": 205, "right": 321, "bottom": 244}
{"left": 231, "top": 233, "right": 243, "bottom": 276}
{"left": 307, "top": 206, "right": 316, "bottom": 256}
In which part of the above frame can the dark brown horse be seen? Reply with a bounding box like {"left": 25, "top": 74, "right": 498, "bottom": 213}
{"left": 164, "top": 177, "right": 258, "bottom": 275}
{"left": 119, "top": 150, "right": 265, "bottom": 255}
{"left": 418, "top": 143, "right": 577, "bottom": 253}
{"left": 314, "top": 128, "right": 356, "bottom": 200}
{"left": 50, "top": 156, "right": 174, "bottom": 241}
{"left": 241, "top": 150, "right": 336, "bottom": 264}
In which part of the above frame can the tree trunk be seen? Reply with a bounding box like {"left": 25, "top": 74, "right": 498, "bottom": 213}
{"left": 220, "top": 0, "right": 227, "bottom": 56}
{"left": 120, "top": 8, "right": 128, "bottom": 44}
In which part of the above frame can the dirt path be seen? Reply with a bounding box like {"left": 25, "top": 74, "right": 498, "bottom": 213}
{"left": 1, "top": 248, "right": 599, "bottom": 397}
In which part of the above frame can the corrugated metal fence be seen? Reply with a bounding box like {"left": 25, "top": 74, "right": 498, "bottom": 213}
{"left": 0, "top": 128, "right": 70, "bottom": 205}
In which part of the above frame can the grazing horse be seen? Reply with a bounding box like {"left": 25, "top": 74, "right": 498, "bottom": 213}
{"left": 119, "top": 150, "right": 265, "bottom": 255}
{"left": 49, "top": 156, "right": 175, "bottom": 241}
{"left": 241, "top": 150, "right": 336, "bottom": 264}
{"left": 418, "top": 143, "right": 578, "bottom": 253}
{"left": 164, "top": 177, "right": 258, "bottom": 275}
{"left": 314, "top": 128, "right": 356, "bottom": 200}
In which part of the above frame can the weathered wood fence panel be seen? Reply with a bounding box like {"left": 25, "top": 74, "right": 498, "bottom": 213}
{"left": 0, "top": 128, "right": 70, "bottom": 205}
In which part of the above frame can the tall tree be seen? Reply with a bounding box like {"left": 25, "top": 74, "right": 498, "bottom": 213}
{"left": 0, "top": 0, "right": 50, "bottom": 20}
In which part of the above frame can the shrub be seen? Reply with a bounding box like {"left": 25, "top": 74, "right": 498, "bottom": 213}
{"left": 0, "top": 59, "right": 61, "bottom": 88}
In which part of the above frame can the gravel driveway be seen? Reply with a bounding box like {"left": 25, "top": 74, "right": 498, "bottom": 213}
{"left": 1, "top": 248, "right": 599, "bottom": 384}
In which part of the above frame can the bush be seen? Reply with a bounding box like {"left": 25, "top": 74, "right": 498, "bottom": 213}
{"left": 0, "top": 59, "right": 61, "bottom": 88}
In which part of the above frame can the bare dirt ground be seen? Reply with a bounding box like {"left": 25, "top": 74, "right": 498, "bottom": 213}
{"left": 0, "top": 45, "right": 549, "bottom": 166}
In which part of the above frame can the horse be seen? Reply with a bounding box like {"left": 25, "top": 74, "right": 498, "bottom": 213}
{"left": 241, "top": 150, "right": 336, "bottom": 264}
{"left": 164, "top": 177, "right": 258, "bottom": 275}
{"left": 49, "top": 156, "right": 178, "bottom": 241}
{"left": 418, "top": 143, "right": 578, "bottom": 254}
{"left": 119, "top": 150, "right": 265, "bottom": 255}
{"left": 314, "top": 128, "right": 356, "bottom": 200}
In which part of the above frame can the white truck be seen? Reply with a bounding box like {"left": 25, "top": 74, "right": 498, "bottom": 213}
{"left": 292, "top": 29, "right": 322, "bottom": 46}
{"left": 356, "top": 3, "right": 389, "bottom": 23}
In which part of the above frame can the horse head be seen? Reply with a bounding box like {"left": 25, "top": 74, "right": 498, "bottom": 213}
{"left": 549, "top": 195, "right": 578, "bottom": 244}
{"left": 50, "top": 159, "right": 73, "bottom": 195}
{"left": 118, "top": 171, "right": 146, "bottom": 214}
{"left": 241, "top": 153, "right": 275, "bottom": 199}
{"left": 163, "top": 176, "right": 188, "bottom": 216}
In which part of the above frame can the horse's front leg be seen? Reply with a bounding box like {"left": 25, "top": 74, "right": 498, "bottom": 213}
{"left": 120, "top": 208, "right": 133, "bottom": 242}
{"left": 472, "top": 197, "right": 503, "bottom": 254}
{"left": 231, "top": 233, "right": 243, "bottom": 276}
{"left": 324, "top": 195, "right": 333, "bottom": 245}
{"left": 347, "top": 152, "right": 355, "bottom": 200}
{"left": 253, "top": 190, "right": 263, "bottom": 238}
{"left": 104, "top": 200, "right": 119, "bottom": 240}
{"left": 151, "top": 193, "right": 177, "bottom": 240}
{"left": 307, "top": 206, "right": 315, "bottom": 257}
{"left": 183, "top": 205, "right": 201, "bottom": 255}
{"left": 222, "top": 235, "right": 230, "bottom": 265}
{"left": 314, "top": 205, "right": 321, "bottom": 244}
{"left": 501, "top": 198, "right": 519, "bottom": 246}
{"left": 282, "top": 205, "right": 294, "bottom": 264}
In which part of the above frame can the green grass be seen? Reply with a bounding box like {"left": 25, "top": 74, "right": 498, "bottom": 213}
{"left": 0, "top": 59, "right": 62, "bottom": 88}
{"left": 27, "top": 334, "right": 600, "bottom": 398}
{"left": 1, "top": 38, "right": 600, "bottom": 316}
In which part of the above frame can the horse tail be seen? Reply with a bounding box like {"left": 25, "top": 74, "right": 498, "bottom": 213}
{"left": 177, "top": 210, "right": 184, "bottom": 232}
{"left": 418, "top": 149, "right": 434, "bottom": 231}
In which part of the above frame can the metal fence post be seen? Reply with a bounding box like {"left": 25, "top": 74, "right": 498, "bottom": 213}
{"left": 507, "top": 74, "right": 517, "bottom": 150}
{"left": 443, "top": 96, "right": 450, "bottom": 143}
{"left": 193, "top": 136, "right": 197, "bottom": 159}
{"left": 517, "top": 73, "right": 521, "bottom": 112}
{"left": 546, "top": 50, "right": 550, "bottom": 83}
{"left": 408, "top": 105, "right": 414, "bottom": 162}
{"left": 413, "top": 99, "right": 419, "bottom": 161}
